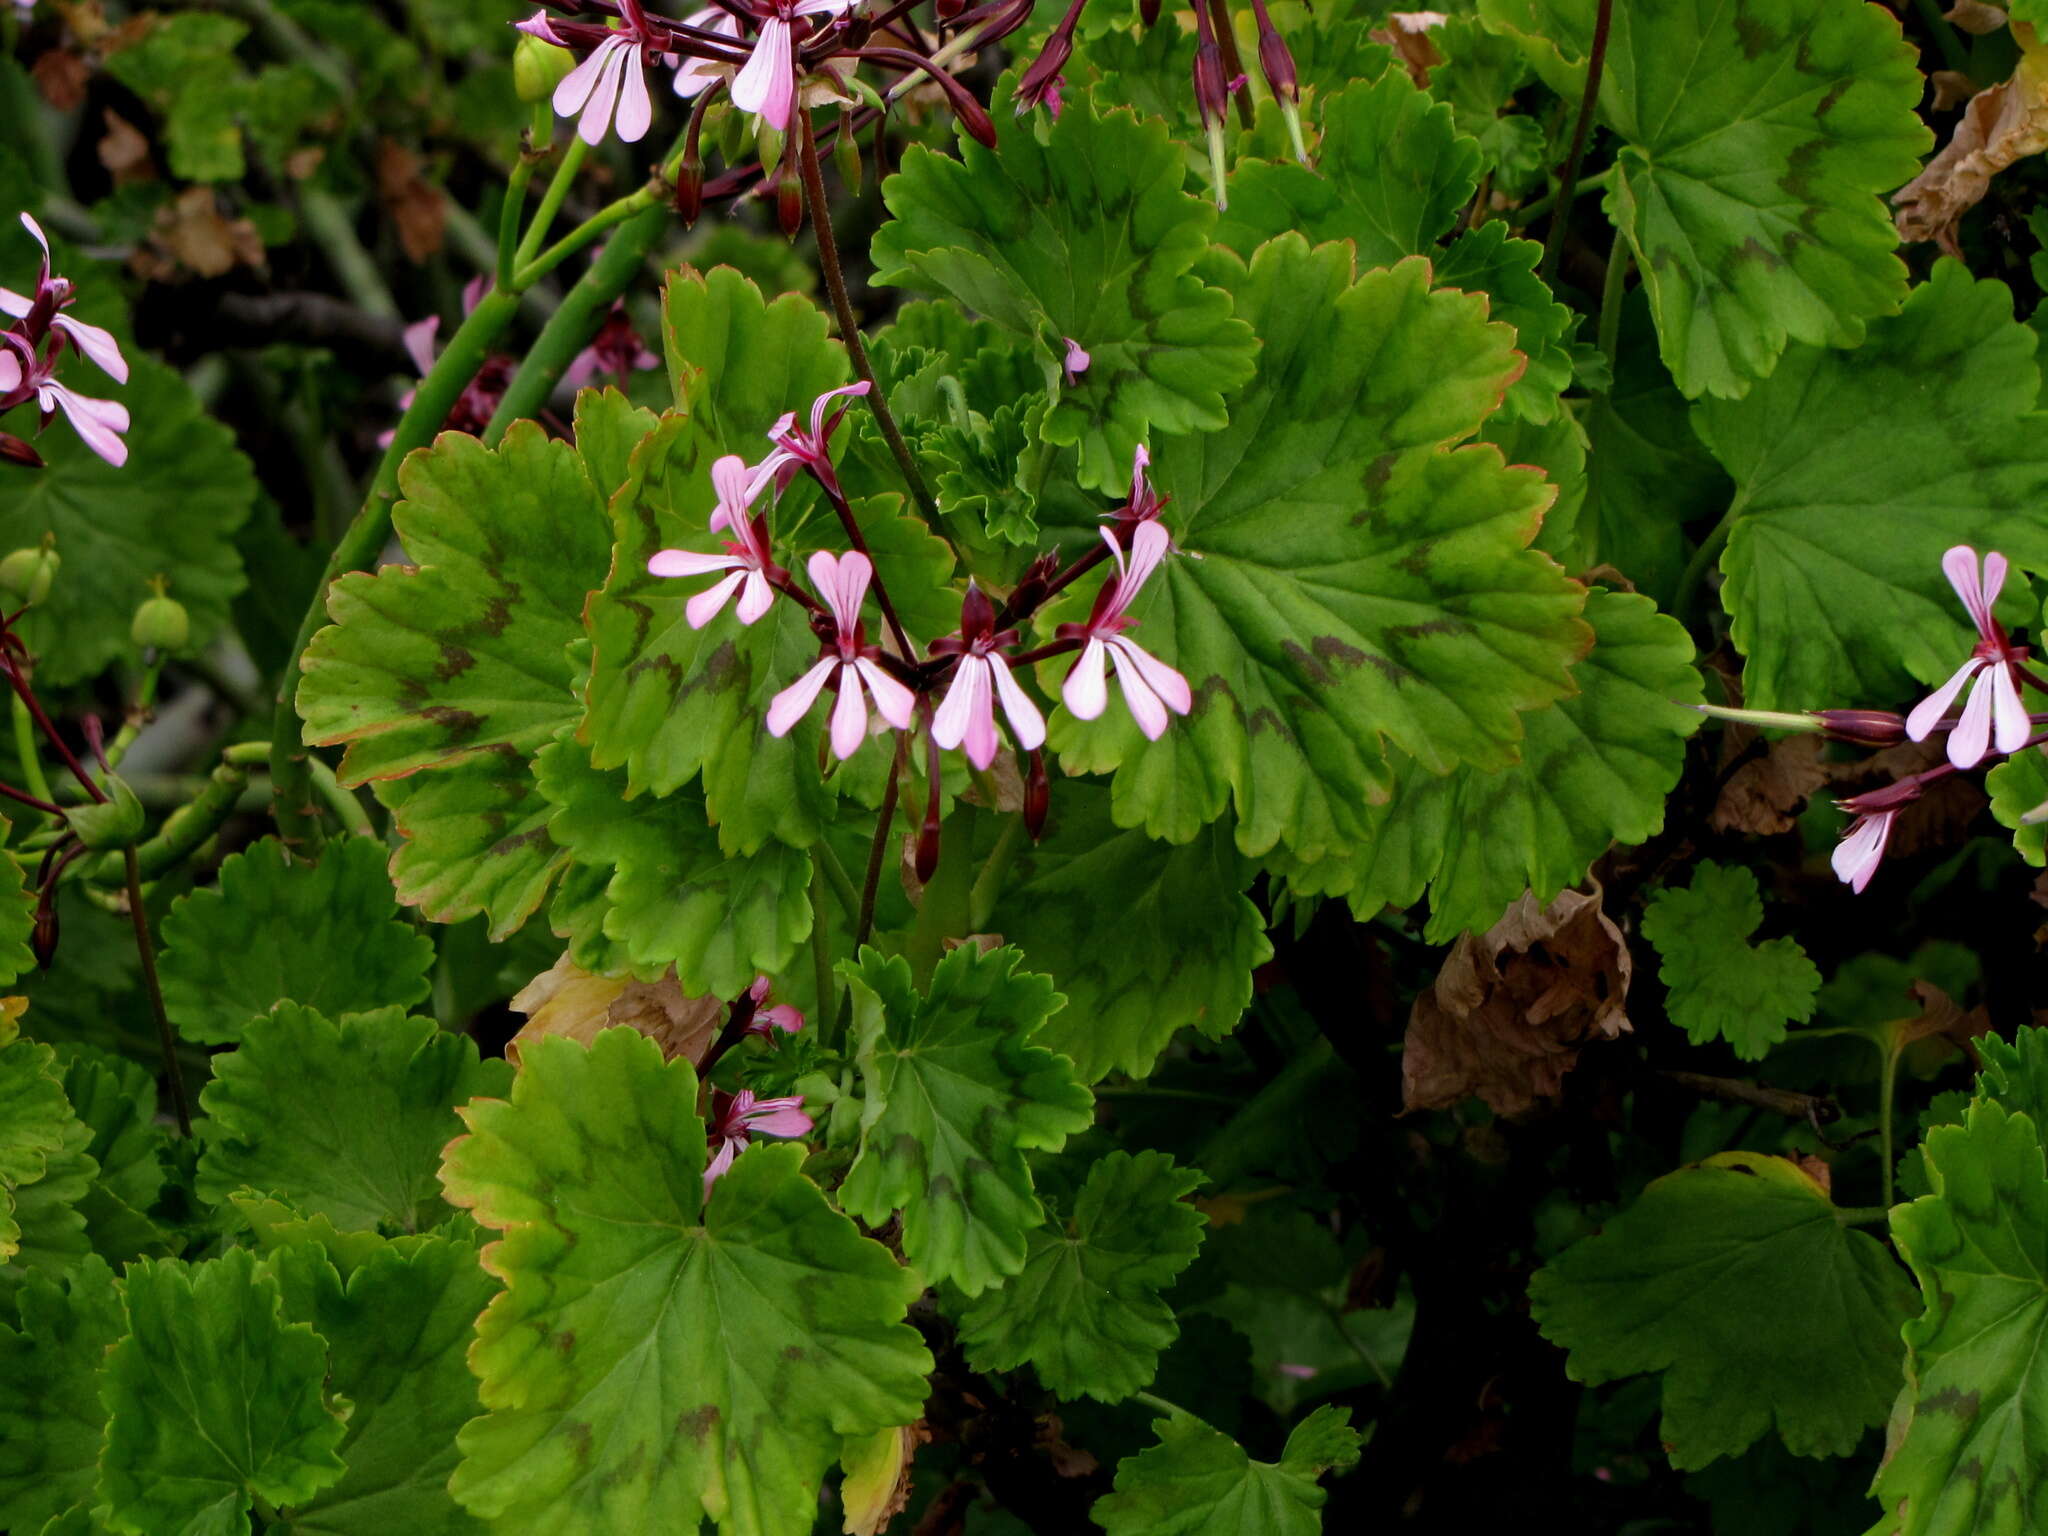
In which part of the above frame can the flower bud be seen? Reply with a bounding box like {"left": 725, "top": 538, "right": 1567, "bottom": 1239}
{"left": 916, "top": 812, "right": 942, "bottom": 884}
{"left": 777, "top": 164, "right": 804, "bottom": 240}
{"left": 833, "top": 111, "right": 863, "bottom": 193}
{"left": 1140, "top": 0, "right": 1161, "bottom": 23}
{"left": 1814, "top": 709, "right": 1909, "bottom": 747}
{"left": 0, "top": 538, "right": 59, "bottom": 608}
{"left": 1015, "top": 28, "right": 1073, "bottom": 116}
{"left": 673, "top": 155, "right": 704, "bottom": 224}
{"left": 31, "top": 891, "right": 57, "bottom": 970}
{"left": 0, "top": 433, "right": 42, "bottom": 470}
{"left": 131, "top": 581, "right": 190, "bottom": 654}
{"left": 936, "top": 0, "right": 964, "bottom": 17}
{"left": 66, "top": 773, "right": 144, "bottom": 851}
{"left": 514, "top": 32, "right": 577, "bottom": 103}
{"left": 756, "top": 122, "right": 785, "bottom": 180}
{"left": 1024, "top": 750, "right": 1049, "bottom": 840}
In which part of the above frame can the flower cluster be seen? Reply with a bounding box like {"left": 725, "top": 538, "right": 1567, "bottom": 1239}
{"left": 0, "top": 214, "right": 129, "bottom": 468}
{"left": 647, "top": 384, "right": 1192, "bottom": 846}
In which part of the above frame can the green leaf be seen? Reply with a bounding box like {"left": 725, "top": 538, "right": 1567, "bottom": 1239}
{"left": 0, "top": 835, "right": 34, "bottom": 989}
{"left": 158, "top": 837, "right": 435, "bottom": 1044}
{"left": 0, "top": 1256, "right": 125, "bottom": 1533}
{"left": 659, "top": 264, "right": 846, "bottom": 452}
{"left": 58, "top": 1047, "right": 167, "bottom": 1264}
{"left": 1639, "top": 862, "right": 1819, "bottom": 1060}
{"left": 197, "top": 1003, "right": 511, "bottom": 1233}
{"left": 580, "top": 412, "right": 835, "bottom": 852}
{"left": 1529, "top": 1151, "right": 1913, "bottom": 1468}
{"left": 1988, "top": 745, "right": 2048, "bottom": 867}
{"left": 98, "top": 1249, "right": 349, "bottom": 1536}
{"left": 1436, "top": 222, "right": 1577, "bottom": 424}
{"left": 0, "top": 355, "right": 256, "bottom": 686}
{"left": 270, "top": 1236, "right": 495, "bottom": 1534}
{"left": 1874, "top": 1101, "right": 2048, "bottom": 1536}
{"left": 535, "top": 735, "right": 814, "bottom": 995}
{"left": 1697, "top": 261, "right": 2048, "bottom": 712}
{"left": 1975, "top": 1024, "right": 2048, "bottom": 1127}
{"left": 1043, "top": 236, "right": 1588, "bottom": 867}
{"left": 956, "top": 1149, "right": 1205, "bottom": 1402}
{"left": 1594, "top": 0, "right": 1930, "bottom": 398}
{"left": 0, "top": 1035, "right": 77, "bottom": 1221}
{"left": 440, "top": 1028, "right": 931, "bottom": 1536}
{"left": 1094, "top": 1405, "right": 1362, "bottom": 1535}
{"left": 1215, "top": 73, "right": 1481, "bottom": 268}
{"left": 873, "top": 88, "right": 1258, "bottom": 492}
{"left": 1276, "top": 587, "right": 1702, "bottom": 941}
{"left": 374, "top": 757, "right": 568, "bottom": 942}
{"left": 572, "top": 386, "right": 660, "bottom": 504}
{"left": 840, "top": 946, "right": 1094, "bottom": 1295}
{"left": 986, "top": 785, "right": 1269, "bottom": 1081}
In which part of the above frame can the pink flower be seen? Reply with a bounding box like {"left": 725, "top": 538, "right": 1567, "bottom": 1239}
{"left": 762, "top": 380, "right": 869, "bottom": 496}
{"left": 729, "top": 2, "right": 858, "bottom": 131}
{"left": 648, "top": 454, "right": 782, "bottom": 627}
{"left": 1905, "top": 546, "right": 2032, "bottom": 769}
{"left": 1061, "top": 337, "right": 1089, "bottom": 381}
{"left": 0, "top": 335, "right": 129, "bottom": 467}
{"left": 563, "top": 301, "right": 659, "bottom": 392}
{"left": 932, "top": 583, "right": 1045, "bottom": 770}
{"left": 1829, "top": 778, "right": 1923, "bottom": 895}
{"left": 766, "top": 550, "right": 915, "bottom": 758}
{"left": 672, "top": 8, "right": 745, "bottom": 99}
{"left": 0, "top": 214, "right": 127, "bottom": 385}
{"left": 1058, "top": 521, "right": 1191, "bottom": 739}
{"left": 552, "top": 0, "right": 664, "bottom": 145}
{"left": 1115, "top": 442, "right": 1166, "bottom": 526}
{"left": 745, "top": 975, "right": 804, "bottom": 1038}
{"left": 704, "top": 1087, "right": 813, "bottom": 1194}
{"left": 513, "top": 9, "right": 567, "bottom": 44}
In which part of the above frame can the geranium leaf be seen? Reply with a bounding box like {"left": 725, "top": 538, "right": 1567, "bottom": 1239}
{"left": 1874, "top": 1101, "right": 2048, "bottom": 1535}
{"left": 158, "top": 837, "right": 434, "bottom": 1044}
{"left": 1640, "top": 863, "right": 1819, "bottom": 1060}
{"left": 0, "top": 1035, "right": 93, "bottom": 1272}
{"left": 1697, "top": 261, "right": 2048, "bottom": 712}
{"left": 1276, "top": 588, "right": 1702, "bottom": 941}
{"left": 1435, "top": 222, "right": 1577, "bottom": 425}
{"left": 956, "top": 1149, "right": 1206, "bottom": 1402}
{"left": 840, "top": 945, "right": 1095, "bottom": 1296}
{"left": 535, "top": 735, "right": 814, "bottom": 996}
{"left": 1215, "top": 72, "right": 1481, "bottom": 268}
{"left": 0, "top": 831, "right": 35, "bottom": 988}
{"left": 296, "top": 422, "right": 609, "bottom": 934}
{"left": 1529, "top": 1152, "right": 1913, "bottom": 1467}
{"left": 98, "top": 1249, "right": 349, "bottom": 1536}
{"left": 1594, "top": 0, "right": 1930, "bottom": 398}
{"left": 1043, "top": 235, "right": 1589, "bottom": 865}
{"left": 581, "top": 413, "right": 834, "bottom": 851}
{"left": 872, "top": 86, "right": 1258, "bottom": 492}
{"left": 269, "top": 1236, "right": 496, "bottom": 1534}
{"left": 1989, "top": 746, "right": 2048, "bottom": 867}
{"left": 0, "top": 355, "right": 256, "bottom": 686}
{"left": 1974, "top": 1024, "right": 2048, "bottom": 1127}
{"left": 0, "top": 1255, "right": 124, "bottom": 1533}
{"left": 573, "top": 386, "right": 660, "bottom": 503}
{"left": 440, "top": 1028, "right": 931, "bottom": 1536}
{"left": 986, "top": 785, "right": 1269, "bottom": 1081}
{"left": 659, "top": 264, "right": 846, "bottom": 451}
{"left": 58, "top": 1047, "right": 167, "bottom": 1265}
{"left": 196, "top": 1002, "right": 512, "bottom": 1233}
{"left": 1094, "top": 1405, "right": 1362, "bottom": 1535}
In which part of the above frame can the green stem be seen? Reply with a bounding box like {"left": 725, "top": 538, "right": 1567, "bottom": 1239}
{"left": 81, "top": 761, "right": 250, "bottom": 885}
{"left": 810, "top": 857, "right": 836, "bottom": 1026}
{"left": 104, "top": 658, "right": 164, "bottom": 769}
{"left": 485, "top": 200, "right": 671, "bottom": 443}
{"left": 1132, "top": 1391, "right": 1193, "bottom": 1421}
{"left": 1836, "top": 1205, "right": 1893, "bottom": 1228}
{"left": 966, "top": 813, "right": 1024, "bottom": 932}
{"left": 1595, "top": 226, "right": 1631, "bottom": 379}
{"left": 1539, "top": 0, "right": 1615, "bottom": 284}
{"left": 498, "top": 119, "right": 549, "bottom": 290}
{"left": 1879, "top": 1040, "right": 1901, "bottom": 1209}
{"left": 1514, "top": 165, "right": 1612, "bottom": 229}
{"left": 512, "top": 186, "right": 658, "bottom": 291}
{"left": 11, "top": 694, "right": 52, "bottom": 810}
{"left": 267, "top": 285, "right": 524, "bottom": 846}
{"left": 1673, "top": 500, "right": 1740, "bottom": 631}
{"left": 1910, "top": 0, "right": 1974, "bottom": 76}
{"left": 515, "top": 134, "right": 591, "bottom": 268}
{"left": 124, "top": 845, "right": 192, "bottom": 1137}
{"left": 816, "top": 836, "right": 862, "bottom": 922}
{"left": 299, "top": 188, "right": 399, "bottom": 318}
{"left": 1322, "top": 1300, "right": 1397, "bottom": 1391}
{"left": 856, "top": 732, "right": 909, "bottom": 952}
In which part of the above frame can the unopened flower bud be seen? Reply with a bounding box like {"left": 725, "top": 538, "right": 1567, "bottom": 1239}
{"left": 834, "top": 112, "right": 863, "bottom": 192}
{"left": 756, "top": 122, "right": 785, "bottom": 179}
{"left": 66, "top": 773, "right": 144, "bottom": 851}
{"left": 916, "top": 812, "right": 942, "bottom": 883}
{"left": 1140, "top": 0, "right": 1160, "bottom": 23}
{"left": 0, "top": 433, "right": 42, "bottom": 470}
{"left": 936, "top": 0, "right": 964, "bottom": 17}
{"left": 0, "top": 538, "right": 59, "bottom": 608}
{"left": 31, "top": 892, "right": 57, "bottom": 970}
{"left": 131, "top": 578, "right": 190, "bottom": 653}
{"left": 1024, "top": 750, "right": 1049, "bottom": 840}
{"left": 1016, "top": 27, "right": 1073, "bottom": 116}
{"left": 777, "top": 164, "right": 804, "bottom": 240}
{"left": 1814, "top": 709, "right": 1909, "bottom": 747}
{"left": 514, "top": 32, "right": 577, "bottom": 103}
{"left": 673, "top": 153, "right": 704, "bottom": 224}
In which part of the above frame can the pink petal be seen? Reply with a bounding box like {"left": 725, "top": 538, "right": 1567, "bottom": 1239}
{"left": 0, "top": 286, "right": 29, "bottom": 320}
{"left": 766, "top": 656, "right": 837, "bottom": 738}
{"left": 757, "top": 1003, "right": 804, "bottom": 1034}
{"left": 730, "top": 18, "right": 795, "bottom": 130}
{"left": 17, "top": 212, "right": 50, "bottom": 268}
{"left": 1110, "top": 649, "right": 1169, "bottom": 739}
{"left": 1941, "top": 545, "right": 1994, "bottom": 636}
{"left": 1905, "top": 657, "right": 1981, "bottom": 743}
{"left": 1991, "top": 660, "right": 2032, "bottom": 755}
{"left": 735, "top": 569, "right": 776, "bottom": 625}
{"left": 1111, "top": 636, "right": 1191, "bottom": 718}
{"left": 807, "top": 380, "right": 870, "bottom": 442}
{"left": 933, "top": 658, "right": 991, "bottom": 755}
{"left": 649, "top": 547, "right": 742, "bottom": 577}
{"left": 1063, "top": 337, "right": 1090, "bottom": 375}
{"left": 742, "top": 1095, "right": 813, "bottom": 1137}
{"left": 515, "top": 11, "right": 568, "bottom": 44}
{"left": 1830, "top": 812, "right": 1893, "bottom": 894}
{"left": 54, "top": 315, "right": 127, "bottom": 384}
{"left": 1063, "top": 637, "right": 1110, "bottom": 720}
{"left": 1948, "top": 672, "right": 1996, "bottom": 768}
{"left": 41, "top": 383, "right": 128, "bottom": 466}
{"left": 401, "top": 316, "right": 440, "bottom": 377}
{"left": 702, "top": 1136, "right": 739, "bottom": 1196}
{"left": 710, "top": 453, "right": 761, "bottom": 524}
{"left": 829, "top": 670, "right": 869, "bottom": 759}
{"left": 1979, "top": 550, "right": 2010, "bottom": 624}
{"left": 989, "top": 656, "right": 1046, "bottom": 751}
{"left": 613, "top": 46, "right": 655, "bottom": 142}
{"left": 855, "top": 659, "right": 916, "bottom": 729}
{"left": 553, "top": 34, "right": 618, "bottom": 115}
{"left": 0, "top": 348, "right": 21, "bottom": 393}
{"left": 574, "top": 39, "right": 631, "bottom": 145}
{"left": 1123, "top": 519, "right": 1172, "bottom": 597}
{"left": 686, "top": 569, "right": 746, "bottom": 629}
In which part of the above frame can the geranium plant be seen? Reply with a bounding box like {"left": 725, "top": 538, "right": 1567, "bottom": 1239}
{"left": 2, "top": 0, "right": 2047, "bottom": 1531}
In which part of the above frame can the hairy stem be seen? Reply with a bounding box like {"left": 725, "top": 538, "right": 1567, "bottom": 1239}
{"left": 515, "top": 133, "right": 591, "bottom": 269}
{"left": 796, "top": 109, "right": 940, "bottom": 524}
{"left": 857, "top": 730, "right": 909, "bottom": 951}
{"left": 125, "top": 845, "right": 192, "bottom": 1137}
{"left": 1539, "top": 0, "right": 1615, "bottom": 284}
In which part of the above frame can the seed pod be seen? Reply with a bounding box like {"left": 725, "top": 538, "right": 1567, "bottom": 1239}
{"left": 131, "top": 578, "right": 190, "bottom": 653}
{"left": 0, "top": 539, "right": 59, "bottom": 608}
{"left": 777, "top": 163, "right": 804, "bottom": 240}
{"left": 833, "top": 111, "right": 862, "bottom": 193}
{"left": 66, "top": 773, "right": 145, "bottom": 851}
{"left": 1814, "top": 709, "right": 1909, "bottom": 747}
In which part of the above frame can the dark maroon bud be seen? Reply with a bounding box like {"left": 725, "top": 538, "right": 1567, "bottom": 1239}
{"left": 955, "top": 93, "right": 999, "bottom": 149}
{"left": 1814, "top": 709, "right": 1909, "bottom": 747}
{"left": 1249, "top": 0, "right": 1299, "bottom": 103}
{"left": 960, "top": 581, "right": 996, "bottom": 642}
{"left": 936, "top": 0, "right": 964, "bottom": 18}
{"left": 0, "top": 434, "right": 42, "bottom": 470}
{"left": 1140, "top": 0, "right": 1160, "bottom": 23}
{"left": 916, "top": 813, "right": 942, "bottom": 883}
{"left": 1837, "top": 776, "right": 1927, "bottom": 816}
{"left": 1191, "top": 38, "right": 1230, "bottom": 129}
{"left": 673, "top": 154, "right": 704, "bottom": 224}
{"left": 777, "top": 165, "right": 805, "bottom": 240}
{"left": 1015, "top": 28, "right": 1073, "bottom": 115}
{"left": 1024, "top": 750, "right": 1049, "bottom": 840}
{"left": 31, "top": 894, "right": 56, "bottom": 970}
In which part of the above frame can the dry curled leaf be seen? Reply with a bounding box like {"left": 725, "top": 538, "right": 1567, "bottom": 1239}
{"left": 376, "top": 139, "right": 446, "bottom": 263}
{"left": 507, "top": 952, "right": 724, "bottom": 1066}
{"left": 132, "top": 186, "right": 264, "bottom": 280}
{"left": 97, "top": 109, "right": 156, "bottom": 187}
{"left": 1713, "top": 730, "right": 1826, "bottom": 836}
{"left": 1932, "top": 70, "right": 1977, "bottom": 112}
{"left": 1403, "top": 889, "right": 1633, "bottom": 1116}
{"left": 1945, "top": 0, "right": 2009, "bottom": 35}
{"left": 1371, "top": 11, "right": 1448, "bottom": 89}
{"left": 32, "top": 49, "right": 90, "bottom": 111}
{"left": 1896, "top": 26, "right": 2048, "bottom": 256}
{"left": 1896, "top": 980, "right": 1992, "bottom": 1057}
{"left": 839, "top": 1422, "right": 926, "bottom": 1535}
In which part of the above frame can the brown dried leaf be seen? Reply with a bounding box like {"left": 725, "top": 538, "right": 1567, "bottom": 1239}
{"left": 840, "top": 1422, "right": 927, "bottom": 1535}
{"left": 1713, "top": 730, "right": 1826, "bottom": 835}
{"left": 96, "top": 109, "right": 155, "bottom": 187}
{"left": 376, "top": 140, "right": 446, "bottom": 263}
{"left": 1896, "top": 980, "right": 1992, "bottom": 1055}
{"left": 1370, "top": 11, "right": 1448, "bottom": 89}
{"left": 32, "top": 50, "right": 90, "bottom": 112}
{"left": 1896, "top": 30, "right": 2048, "bottom": 256}
{"left": 1403, "top": 888, "right": 1633, "bottom": 1116}
{"left": 1946, "top": 0, "right": 2009, "bottom": 35}
{"left": 137, "top": 186, "right": 264, "bottom": 280}
{"left": 1932, "top": 70, "right": 1978, "bottom": 112}
{"left": 507, "top": 952, "right": 724, "bottom": 1066}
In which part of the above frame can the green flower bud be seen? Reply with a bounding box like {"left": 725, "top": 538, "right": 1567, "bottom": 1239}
{"left": 755, "top": 123, "right": 785, "bottom": 180}
{"left": 0, "top": 537, "right": 59, "bottom": 609}
{"left": 67, "top": 773, "right": 145, "bottom": 851}
{"left": 131, "top": 577, "right": 191, "bottom": 654}
{"left": 514, "top": 33, "right": 576, "bottom": 104}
